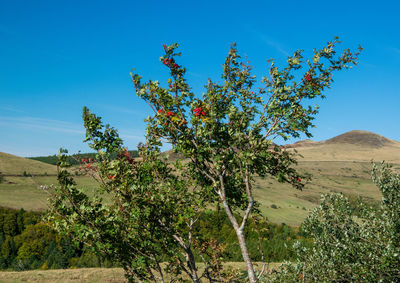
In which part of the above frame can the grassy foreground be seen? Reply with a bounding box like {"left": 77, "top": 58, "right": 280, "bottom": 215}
{"left": 0, "top": 263, "right": 282, "bottom": 282}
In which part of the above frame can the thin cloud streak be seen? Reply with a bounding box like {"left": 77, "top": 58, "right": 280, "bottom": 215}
{"left": 99, "top": 105, "right": 142, "bottom": 115}
{"left": 0, "top": 106, "right": 25, "bottom": 113}
{"left": 250, "top": 30, "right": 290, "bottom": 57}
{"left": 392, "top": 47, "right": 400, "bottom": 55}
{"left": 0, "top": 116, "right": 85, "bottom": 135}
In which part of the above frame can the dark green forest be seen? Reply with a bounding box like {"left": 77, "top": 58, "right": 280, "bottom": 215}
{"left": 28, "top": 150, "right": 139, "bottom": 166}
{"left": 0, "top": 206, "right": 308, "bottom": 271}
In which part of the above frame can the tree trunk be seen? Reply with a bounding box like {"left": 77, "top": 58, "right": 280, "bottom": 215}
{"left": 235, "top": 227, "right": 257, "bottom": 282}
{"left": 221, "top": 199, "right": 257, "bottom": 282}
{"left": 186, "top": 248, "right": 201, "bottom": 283}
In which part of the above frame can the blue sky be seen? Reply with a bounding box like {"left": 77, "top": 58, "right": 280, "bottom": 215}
{"left": 0, "top": 0, "right": 399, "bottom": 157}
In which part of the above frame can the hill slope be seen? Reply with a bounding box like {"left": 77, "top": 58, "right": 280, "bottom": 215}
{"left": 286, "top": 130, "right": 400, "bottom": 163}
{"left": 0, "top": 152, "right": 57, "bottom": 175}
{"left": 1, "top": 130, "right": 398, "bottom": 225}
{"left": 324, "top": 130, "right": 397, "bottom": 147}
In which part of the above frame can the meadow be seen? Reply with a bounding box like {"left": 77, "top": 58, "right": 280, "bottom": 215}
{"left": 0, "top": 157, "right": 385, "bottom": 226}
{"left": 0, "top": 263, "right": 283, "bottom": 283}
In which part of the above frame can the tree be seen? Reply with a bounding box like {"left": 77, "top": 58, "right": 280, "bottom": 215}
{"left": 48, "top": 118, "right": 234, "bottom": 282}
{"left": 48, "top": 38, "right": 360, "bottom": 282}
{"left": 271, "top": 162, "right": 400, "bottom": 282}
{"left": 131, "top": 38, "right": 361, "bottom": 282}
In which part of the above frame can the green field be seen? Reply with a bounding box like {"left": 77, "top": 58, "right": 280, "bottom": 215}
{"left": 1, "top": 139, "right": 398, "bottom": 226}
{"left": 0, "top": 156, "right": 388, "bottom": 226}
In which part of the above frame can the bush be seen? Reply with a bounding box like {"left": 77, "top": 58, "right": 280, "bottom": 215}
{"left": 22, "top": 171, "right": 31, "bottom": 177}
{"left": 271, "top": 162, "right": 400, "bottom": 282}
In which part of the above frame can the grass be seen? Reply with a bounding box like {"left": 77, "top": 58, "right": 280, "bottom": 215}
{"left": 0, "top": 263, "right": 282, "bottom": 283}
{"left": 0, "top": 160, "right": 388, "bottom": 226}
{"left": 252, "top": 160, "right": 383, "bottom": 226}
{"left": 290, "top": 142, "right": 400, "bottom": 163}
{"left": 0, "top": 147, "right": 398, "bottom": 226}
{"left": 0, "top": 152, "right": 57, "bottom": 176}
{"left": 0, "top": 175, "right": 101, "bottom": 211}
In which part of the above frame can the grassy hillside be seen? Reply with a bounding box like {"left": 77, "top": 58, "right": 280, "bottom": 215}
{"left": 0, "top": 130, "right": 399, "bottom": 225}
{"left": 0, "top": 159, "right": 385, "bottom": 225}
{"left": 0, "top": 175, "right": 100, "bottom": 211}
{"left": 254, "top": 160, "right": 382, "bottom": 225}
{"left": 287, "top": 130, "right": 400, "bottom": 163}
{"left": 0, "top": 152, "right": 57, "bottom": 176}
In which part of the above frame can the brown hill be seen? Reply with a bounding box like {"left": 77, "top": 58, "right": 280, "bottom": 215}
{"left": 285, "top": 131, "right": 400, "bottom": 163}
{"left": 284, "top": 139, "right": 318, "bottom": 148}
{"left": 324, "top": 130, "right": 396, "bottom": 147}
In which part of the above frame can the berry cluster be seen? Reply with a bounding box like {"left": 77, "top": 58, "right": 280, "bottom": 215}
{"left": 118, "top": 148, "right": 135, "bottom": 165}
{"left": 78, "top": 157, "right": 97, "bottom": 173}
{"left": 162, "top": 58, "right": 179, "bottom": 69}
{"left": 304, "top": 73, "right": 312, "bottom": 82}
{"left": 194, "top": 107, "right": 206, "bottom": 117}
{"left": 158, "top": 109, "right": 174, "bottom": 117}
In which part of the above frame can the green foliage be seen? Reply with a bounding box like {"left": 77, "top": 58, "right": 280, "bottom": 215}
{"left": 0, "top": 172, "right": 4, "bottom": 183}
{"left": 193, "top": 210, "right": 310, "bottom": 262}
{"left": 22, "top": 171, "right": 32, "bottom": 177}
{"left": 131, "top": 39, "right": 361, "bottom": 281}
{"left": 14, "top": 223, "right": 57, "bottom": 262}
{"left": 49, "top": 110, "right": 234, "bottom": 282}
{"left": 48, "top": 39, "right": 360, "bottom": 282}
{"left": 0, "top": 205, "right": 305, "bottom": 273}
{"left": 271, "top": 163, "right": 400, "bottom": 282}
{"left": 0, "top": 207, "right": 112, "bottom": 271}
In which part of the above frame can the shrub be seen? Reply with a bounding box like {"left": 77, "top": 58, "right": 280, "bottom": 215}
{"left": 271, "top": 162, "right": 400, "bottom": 282}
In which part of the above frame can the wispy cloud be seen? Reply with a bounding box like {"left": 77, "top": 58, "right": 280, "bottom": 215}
{"left": 249, "top": 30, "right": 290, "bottom": 57}
{"left": 96, "top": 104, "right": 143, "bottom": 115}
{"left": 392, "top": 47, "right": 400, "bottom": 55}
{"left": 120, "top": 133, "right": 144, "bottom": 141}
{"left": 0, "top": 106, "right": 25, "bottom": 113}
{"left": 0, "top": 116, "right": 85, "bottom": 135}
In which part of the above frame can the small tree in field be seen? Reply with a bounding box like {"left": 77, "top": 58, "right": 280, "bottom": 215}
{"left": 131, "top": 38, "right": 361, "bottom": 282}
{"left": 48, "top": 38, "right": 361, "bottom": 282}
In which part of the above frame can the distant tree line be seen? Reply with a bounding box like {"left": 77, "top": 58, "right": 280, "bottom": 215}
{"left": 0, "top": 206, "right": 308, "bottom": 271}
{"left": 28, "top": 150, "right": 139, "bottom": 166}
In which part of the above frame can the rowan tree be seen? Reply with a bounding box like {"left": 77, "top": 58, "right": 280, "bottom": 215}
{"left": 131, "top": 38, "right": 361, "bottom": 282}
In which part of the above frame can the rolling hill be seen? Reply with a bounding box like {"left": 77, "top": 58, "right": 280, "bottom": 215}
{"left": 0, "top": 152, "right": 57, "bottom": 176}
{"left": 285, "top": 130, "right": 400, "bottom": 163}
{"left": 0, "top": 130, "right": 398, "bottom": 224}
